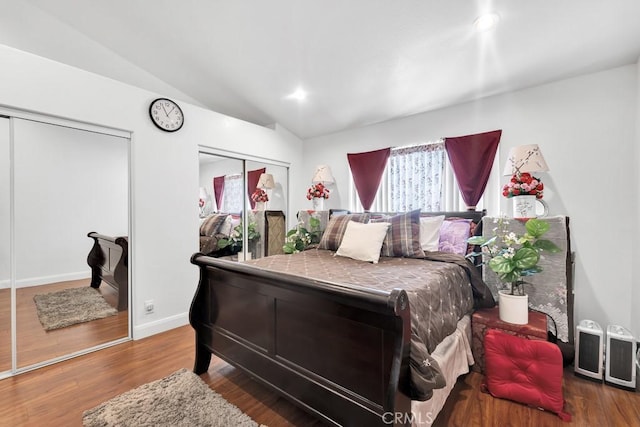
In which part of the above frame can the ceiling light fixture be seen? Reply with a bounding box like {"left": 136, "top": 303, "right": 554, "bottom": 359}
{"left": 474, "top": 13, "right": 500, "bottom": 32}
{"left": 286, "top": 87, "right": 307, "bottom": 101}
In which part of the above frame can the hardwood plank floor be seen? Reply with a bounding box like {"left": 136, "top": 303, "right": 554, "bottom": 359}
{"left": 1, "top": 324, "right": 639, "bottom": 426}
{"left": 0, "top": 279, "right": 128, "bottom": 369}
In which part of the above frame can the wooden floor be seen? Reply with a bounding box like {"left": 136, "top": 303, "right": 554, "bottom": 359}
{"left": 1, "top": 324, "right": 639, "bottom": 426}
{"left": 0, "top": 279, "right": 128, "bottom": 369}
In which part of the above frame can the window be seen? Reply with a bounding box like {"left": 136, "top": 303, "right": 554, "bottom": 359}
{"left": 349, "top": 140, "right": 473, "bottom": 212}
{"left": 222, "top": 174, "right": 243, "bottom": 213}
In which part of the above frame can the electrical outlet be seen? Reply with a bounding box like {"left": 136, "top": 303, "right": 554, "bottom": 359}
{"left": 144, "top": 300, "right": 154, "bottom": 314}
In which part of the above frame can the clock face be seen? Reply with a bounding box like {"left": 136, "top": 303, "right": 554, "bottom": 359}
{"left": 149, "top": 98, "right": 184, "bottom": 132}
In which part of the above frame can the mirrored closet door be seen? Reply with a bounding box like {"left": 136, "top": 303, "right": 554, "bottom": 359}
{"left": 198, "top": 152, "right": 289, "bottom": 262}
{"left": 0, "top": 117, "right": 10, "bottom": 373}
{"left": 2, "top": 114, "right": 131, "bottom": 374}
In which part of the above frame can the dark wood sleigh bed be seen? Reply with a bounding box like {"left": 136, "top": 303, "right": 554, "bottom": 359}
{"left": 189, "top": 210, "right": 489, "bottom": 426}
{"left": 87, "top": 231, "right": 128, "bottom": 311}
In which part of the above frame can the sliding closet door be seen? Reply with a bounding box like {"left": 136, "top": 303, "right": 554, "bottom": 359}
{"left": 0, "top": 117, "right": 10, "bottom": 374}
{"left": 13, "top": 119, "right": 129, "bottom": 369}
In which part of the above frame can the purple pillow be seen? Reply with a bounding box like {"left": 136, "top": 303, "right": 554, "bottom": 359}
{"left": 438, "top": 219, "right": 472, "bottom": 255}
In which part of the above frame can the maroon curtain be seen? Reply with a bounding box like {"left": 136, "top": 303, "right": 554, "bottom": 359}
{"left": 347, "top": 148, "right": 391, "bottom": 211}
{"left": 213, "top": 176, "right": 225, "bottom": 211}
{"left": 444, "top": 129, "right": 502, "bottom": 209}
{"left": 247, "top": 168, "right": 266, "bottom": 209}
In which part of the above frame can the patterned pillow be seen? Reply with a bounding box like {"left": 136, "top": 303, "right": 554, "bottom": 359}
{"left": 199, "top": 214, "right": 229, "bottom": 237}
{"left": 438, "top": 218, "right": 472, "bottom": 255}
{"left": 318, "top": 213, "right": 370, "bottom": 251}
{"left": 372, "top": 209, "right": 424, "bottom": 258}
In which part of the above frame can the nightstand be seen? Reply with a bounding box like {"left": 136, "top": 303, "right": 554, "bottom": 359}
{"left": 471, "top": 306, "right": 547, "bottom": 373}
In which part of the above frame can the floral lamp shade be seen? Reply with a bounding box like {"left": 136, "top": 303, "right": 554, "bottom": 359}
{"left": 503, "top": 144, "right": 549, "bottom": 176}
{"left": 311, "top": 165, "right": 335, "bottom": 184}
{"left": 257, "top": 173, "right": 275, "bottom": 189}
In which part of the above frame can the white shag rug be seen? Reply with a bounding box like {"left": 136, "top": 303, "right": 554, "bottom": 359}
{"left": 33, "top": 287, "right": 117, "bottom": 331}
{"left": 82, "top": 368, "right": 266, "bottom": 427}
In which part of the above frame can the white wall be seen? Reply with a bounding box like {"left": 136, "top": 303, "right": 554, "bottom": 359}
{"left": 303, "top": 64, "right": 639, "bottom": 338}
{"left": 0, "top": 44, "right": 302, "bottom": 339}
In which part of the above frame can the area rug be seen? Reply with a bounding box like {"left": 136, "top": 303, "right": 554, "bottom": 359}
{"left": 82, "top": 368, "right": 265, "bottom": 427}
{"left": 33, "top": 287, "right": 117, "bottom": 331}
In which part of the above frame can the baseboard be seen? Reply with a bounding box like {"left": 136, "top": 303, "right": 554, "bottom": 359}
{"left": 0, "top": 271, "right": 91, "bottom": 289}
{"left": 133, "top": 312, "right": 189, "bottom": 340}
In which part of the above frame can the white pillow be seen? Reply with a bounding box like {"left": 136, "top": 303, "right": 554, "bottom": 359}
{"left": 335, "top": 221, "right": 391, "bottom": 263}
{"left": 218, "top": 215, "right": 233, "bottom": 236}
{"left": 419, "top": 215, "right": 445, "bottom": 252}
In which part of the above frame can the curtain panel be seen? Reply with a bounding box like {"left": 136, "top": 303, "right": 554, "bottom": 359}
{"left": 247, "top": 167, "right": 266, "bottom": 209}
{"left": 213, "top": 175, "right": 225, "bottom": 211}
{"left": 389, "top": 142, "right": 445, "bottom": 212}
{"left": 444, "top": 129, "right": 501, "bottom": 210}
{"left": 347, "top": 148, "right": 391, "bottom": 211}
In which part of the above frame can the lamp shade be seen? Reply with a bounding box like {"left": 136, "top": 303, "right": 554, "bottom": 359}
{"left": 312, "top": 165, "right": 335, "bottom": 184}
{"left": 503, "top": 144, "right": 549, "bottom": 176}
{"left": 257, "top": 173, "right": 275, "bottom": 189}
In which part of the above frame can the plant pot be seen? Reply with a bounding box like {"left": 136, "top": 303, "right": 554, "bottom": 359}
{"left": 312, "top": 197, "right": 324, "bottom": 211}
{"left": 512, "top": 195, "right": 536, "bottom": 219}
{"left": 498, "top": 290, "right": 529, "bottom": 324}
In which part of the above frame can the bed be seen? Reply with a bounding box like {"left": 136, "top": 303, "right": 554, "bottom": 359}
{"left": 189, "top": 210, "right": 494, "bottom": 426}
{"left": 87, "top": 232, "right": 128, "bottom": 311}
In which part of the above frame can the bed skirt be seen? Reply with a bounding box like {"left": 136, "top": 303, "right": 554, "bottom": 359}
{"left": 410, "top": 315, "right": 473, "bottom": 426}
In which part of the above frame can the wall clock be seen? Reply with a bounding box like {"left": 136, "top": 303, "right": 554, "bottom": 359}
{"left": 149, "top": 98, "right": 184, "bottom": 132}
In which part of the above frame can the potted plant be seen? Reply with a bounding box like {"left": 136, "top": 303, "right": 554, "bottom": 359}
{"left": 218, "top": 221, "right": 261, "bottom": 258}
{"left": 251, "top": 188, "right": 269, "bottom": 210}
{"left": 283, "top": 216, "right": 322, "bottom": 254}
{"left": 502, "top": 172, "right": 547, "bottom": 219}
{"left": 306, "top": 183, "right": 330, "bottom": 210}
{"left": 467, "top": 217, "right": 560, "bottom": 324}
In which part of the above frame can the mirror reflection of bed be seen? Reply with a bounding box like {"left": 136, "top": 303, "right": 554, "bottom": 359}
{"left": 198, "top": 152, "right": 288, "bottom": 262}
{"left": 5, "top": 118, "right": 130, "bottom": 370}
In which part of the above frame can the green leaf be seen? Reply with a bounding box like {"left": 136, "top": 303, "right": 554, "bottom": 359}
{"left": 286, "top": 229, "right": 298, "bottom": 237}
{"left": 525, "top": 218, "right": 549, "bottom": 238}
{"left": 467, "top": 236, "right": 489, "bottom": 245}
{"left": 513, "top": 247, "right": 539, "bottom": 270}
{"left": 488, "top": 256, "right": 514, "bottom": 274}
{"left": 309, "top": 217, "right": 321, "bottom": 230}
{"left": 283, "top": 243, "right": 295, "bottom": 254}
{"left": 521, "top": 266, "right": 543, "bottom": 276}
{"left": 533, "top": 239, "right": 561, "bottom": 253}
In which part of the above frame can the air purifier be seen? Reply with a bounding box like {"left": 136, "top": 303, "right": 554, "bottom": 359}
{"left": 605, "top": 324, "right": 637, "bottom": 390}
{"left": 575, "top": 320, "right": 603, "bottom": 381}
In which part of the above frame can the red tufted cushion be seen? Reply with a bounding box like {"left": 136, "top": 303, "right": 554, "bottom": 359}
{"left": 483, "top": 329, "right": 571, "bottom": 422}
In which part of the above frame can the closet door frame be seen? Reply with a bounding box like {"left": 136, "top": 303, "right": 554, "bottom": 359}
{"left": 0, "top": 106, "right": 132, "bottom": 378}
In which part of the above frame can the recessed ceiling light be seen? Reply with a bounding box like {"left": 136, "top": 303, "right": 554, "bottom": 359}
{"left": 286, "top": 88, "right": 307, "bottom": 101}
{"left": 474, "top": 13, "right": 500, "bottom": 32}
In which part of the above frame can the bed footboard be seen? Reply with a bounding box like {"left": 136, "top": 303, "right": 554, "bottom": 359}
{"left": 190, "top": 253, "right": 412, "bottom": 427}
{"left": 87, "top": 232, "right": 128, "bottom": 311}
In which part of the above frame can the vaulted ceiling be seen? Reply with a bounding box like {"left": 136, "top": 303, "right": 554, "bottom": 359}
{"left": 11, "top": 1, "right": 640, "bottom": 138}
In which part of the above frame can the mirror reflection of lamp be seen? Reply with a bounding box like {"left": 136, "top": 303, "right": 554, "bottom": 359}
{"left": 199, "top": 187, "right": 210, "bottom": 217}
{"left": 257, "top": 173, "right": 275, "bottom": 209}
